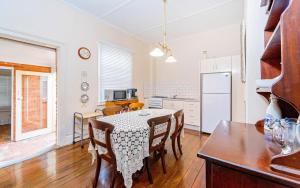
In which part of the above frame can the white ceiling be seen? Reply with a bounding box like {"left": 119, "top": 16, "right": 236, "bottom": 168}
{"left": 63, "top": 0, "right": 244, "bottom": 42}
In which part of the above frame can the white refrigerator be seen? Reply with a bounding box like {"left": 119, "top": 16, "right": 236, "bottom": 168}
{"left": 201, "top": 72, "right": 231, "bottom": 133}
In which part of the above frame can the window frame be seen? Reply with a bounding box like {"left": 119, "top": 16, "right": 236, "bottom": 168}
{"left": 98, "top": 42, "right": 133, "bottom": 103}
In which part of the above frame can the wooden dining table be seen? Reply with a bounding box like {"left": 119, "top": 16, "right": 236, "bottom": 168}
{"left": 88, "top": 108, "right": 177, "bottom": 188}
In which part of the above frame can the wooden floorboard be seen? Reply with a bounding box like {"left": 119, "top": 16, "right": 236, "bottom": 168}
{"left": 0, "top": 124, "right": 11, "bottom": 144}
{"left": 0, "top": 132, "right": 208, "bottom": 188}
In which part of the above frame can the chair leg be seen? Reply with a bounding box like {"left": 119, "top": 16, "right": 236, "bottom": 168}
{"left": 145, "top": 157, "right": 153, "bottom": 184}
{"left": 171, "top": 137, "right": 178, "bottom": 160}
{"left": 161, "top": 148, "right": 167, "bottom": 174}
{"left": 111, "top": 168, "right": 117, "bottom": 188}
{"left": 153, "top": 151, "right": 159, "bottom": 161}
{"left": 177, "top": 134, "right": 183, "bottom": 155}
{"left": 93, "top": 157, "right": 101, "bottom": 188}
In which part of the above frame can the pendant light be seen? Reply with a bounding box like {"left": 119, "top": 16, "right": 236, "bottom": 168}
{"left": 149, "top": 47, "right": 164, "bottom": 57}
{"left": 149, "top": 0, "right": 176, "bottom": 63}
{"left": 165, "top": 54, "right": 177, "bottom": 63}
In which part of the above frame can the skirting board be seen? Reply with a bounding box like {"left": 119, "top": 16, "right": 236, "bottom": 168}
{"left": 184, "top": 124, "right": 201, "bottom": 132}
{"left": 60, "top": 134, "right": 89, "bottom": 147}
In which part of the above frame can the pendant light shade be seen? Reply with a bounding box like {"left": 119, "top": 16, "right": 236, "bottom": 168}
{"left": 150, "top": 47, "right": 164, "bottom": 57}
{"left": 165, "top": 55, "right": 177, "bottom": 63}
{"left": 149, "top": 0, "right": 176, "bottom": 63}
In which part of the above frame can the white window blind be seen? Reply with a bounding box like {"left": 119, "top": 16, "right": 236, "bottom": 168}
{"left": 99, "top": 44, "right": 133, "bottom": 102}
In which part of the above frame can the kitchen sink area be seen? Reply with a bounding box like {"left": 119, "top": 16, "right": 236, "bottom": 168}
{"left": 167, "top": 97, "right": 199, "bottom": 101}
{"left": 145, "top": 96, "right": 201, "bottom": 131}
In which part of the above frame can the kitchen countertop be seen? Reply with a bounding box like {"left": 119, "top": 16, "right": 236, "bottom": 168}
{"left": 145, "top": 97, "right": 200, "bottom": 102}
{"left": 164, "top": 98, "right": 200, "bottom": 102}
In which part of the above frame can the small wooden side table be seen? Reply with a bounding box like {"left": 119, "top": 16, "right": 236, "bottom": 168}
{"left": 73, "top": 111, "right": 103, "bottom": 148}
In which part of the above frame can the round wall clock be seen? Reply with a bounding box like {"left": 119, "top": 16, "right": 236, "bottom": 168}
{"left": 78, "top": 47, "right": 91, "bottom": 60}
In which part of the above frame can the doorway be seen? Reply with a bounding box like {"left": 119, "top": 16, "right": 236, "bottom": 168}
{"left": 0, "top": 37, "right": 57, "bottom": 167}
{"left": 15, "top": 70, "right": 55, "bottom": 141}
{"left": 0, "top": 68, "right": 12, "bottom": 144}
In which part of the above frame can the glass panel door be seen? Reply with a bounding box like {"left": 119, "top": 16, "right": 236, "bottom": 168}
{"left": 0, "top": 67, "right": 13, "bottom": 143}
{"left": 16, "top": 71, "right": 53, "bottom": 141}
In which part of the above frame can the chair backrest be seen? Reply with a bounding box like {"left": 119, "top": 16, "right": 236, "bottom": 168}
{"left": 174, "top": 110, "right": 184, "bottom": 133}
{"left": 88, "top": 119, "right": 115, "bottom": 161}
{"left": 102, "top": 106, "right": 123, "bottom": 116}
{"left": 147, "top": 114, "right": 172, "bottom": 151}
{"left": 129, "top": 102, "right": 144, "bottom": 111}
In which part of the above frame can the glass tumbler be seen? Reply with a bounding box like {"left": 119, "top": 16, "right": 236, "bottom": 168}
{"left": 280, "top": 118, "right": 297, "bottom": 155}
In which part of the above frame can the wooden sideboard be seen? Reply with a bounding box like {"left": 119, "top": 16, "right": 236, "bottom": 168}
{"left": 257, "top": 0, "right": 299, "bottom": 119}
{"left": 105, "top": 99, "right": 139, "bottom": 107}
{"left": 198, "top": 121, "right": 300, "bottom": 188}
{"left": 256, "top": 0, "right": 300, "bottom": 176}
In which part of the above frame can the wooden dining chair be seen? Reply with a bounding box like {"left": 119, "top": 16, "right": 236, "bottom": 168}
{"left": 102, "top": 106, "right": 123, "bottom": 116}
{"left": 129, "top": 102, "right": 144, "bottom": 111}
{"left": 145, "top": 114, "right": 172, "bottom": 184}
{"left": 88, "top": 119, "right": 119, "bottom": 188}
{"left": 171, "top": 110, "right": 184, "bottom": 160}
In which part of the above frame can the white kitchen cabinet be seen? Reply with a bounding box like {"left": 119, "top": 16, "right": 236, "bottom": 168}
{"left": 163, "top": 100, "right": 173, "bottom": 109}
{"left": 163, "top": 99, "right": 200, "bottom": 127}
{"left": 163, "top": 100, "right": 184, "bottom": 110}
{"left": 143, "top": 98, "right": 149, "bottom": 109}
{"left": 173, "top": 100, "right": 184, "bottom": 110}
{"left": 200, "top": 56, "right": 232, "bottom": 73}
{"left": 184, "top": 101, "right": 200, "bottom": 127}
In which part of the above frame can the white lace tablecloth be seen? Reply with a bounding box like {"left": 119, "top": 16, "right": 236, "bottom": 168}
{"left": 88, "top": 109, "right": 176, "bottom": 188}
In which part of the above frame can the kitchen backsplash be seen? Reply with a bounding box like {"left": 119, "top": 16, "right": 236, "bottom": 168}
{"left": 143, "top": 82, "right": 200, "bottom": 99}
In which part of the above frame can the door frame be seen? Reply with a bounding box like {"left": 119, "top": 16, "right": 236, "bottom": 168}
{"left": 0, "top": 66, "right": 14, "bottom": 142}
{"left": 15, "top": 70, "right": 54, "bottom": 141}
{"left": 0, "top": 27, "right": 66, "bottom": 145}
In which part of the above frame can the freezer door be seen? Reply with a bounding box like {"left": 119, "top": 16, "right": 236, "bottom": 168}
{"left": 202, "top": 94, "right": 231, "bottom": 133}
{"left": 202, "top": 73, "right": 231, "bottom": 94}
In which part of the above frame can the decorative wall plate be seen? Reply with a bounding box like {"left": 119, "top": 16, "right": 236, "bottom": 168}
{"left": 80, "top": 94, "right": 89, "bottom": 103}
{"left": 78, "top": 47, "right": 91, "bottom": 60}
{"left": 81, "top": 82, "right": 89, "bottom": 91}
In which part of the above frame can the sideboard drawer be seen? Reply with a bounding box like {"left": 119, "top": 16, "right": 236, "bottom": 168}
{"left": 207, "top": 162, "right": 289, "bottom": 188}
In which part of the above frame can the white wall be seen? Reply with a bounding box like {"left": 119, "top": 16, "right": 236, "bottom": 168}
{"left": 245, "top": 0, "right": 268, "bottom": 123}
{"left": 152, "top": 24, "right": 245, "bottom": 123}
{"left": 153, "top": 24, "right": 242, "bottom": 99}
{"left": 0, "top": 0, "right": 151, "bottom": 145}
{"left": 0, "top": 38, "right": 56, "bottom": 67}
{"left": 231, "top": 55, "right": 246, "bottom": 123}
